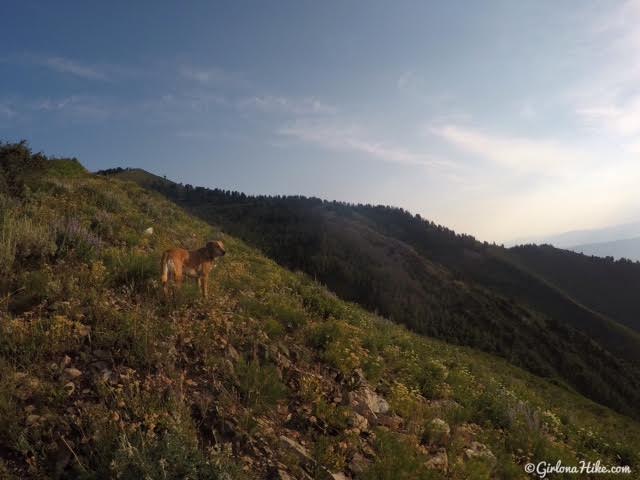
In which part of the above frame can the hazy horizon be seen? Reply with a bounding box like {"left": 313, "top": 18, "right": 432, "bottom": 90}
{"left": 3, "top": 0, "right": 640, "bottom": 243}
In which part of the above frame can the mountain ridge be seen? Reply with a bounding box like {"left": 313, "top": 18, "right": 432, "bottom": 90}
{"left": 98, "top": 167, "right": 640, "bottom": 420}
{"left": 1, "top": 143, "right": 636, "bottom": 478}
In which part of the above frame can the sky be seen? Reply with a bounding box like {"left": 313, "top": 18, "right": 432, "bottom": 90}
{"left": 2, "top": 0, "right": 640, "bottom": 243}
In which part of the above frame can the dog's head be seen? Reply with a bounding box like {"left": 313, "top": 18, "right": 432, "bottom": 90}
{"left": 206, "top": 240, "right": 226, "bottom": 259}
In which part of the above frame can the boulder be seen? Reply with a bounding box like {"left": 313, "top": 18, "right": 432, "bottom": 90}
{"left": 463, "top": 441, "right": 496, "bottom": 467}
{"left": 377, "top": 414, "right": 403, "bottom": 430}
{"left": 348, "top": 386, "right": 389, "bottom": 421}
{"left": 348, "top": 453, "right": 371, "bottom": 474}
{"left": 425, "top": 418, "right": 450, "bottom": 446}
{"left": 348, "top": 412, "right": 369, "bottom": 431}
{"left": 424, "top": 448, "right": 448, "bottom": 472}
{"left": 455, "top": 423, "right": 480, "bottom": 445}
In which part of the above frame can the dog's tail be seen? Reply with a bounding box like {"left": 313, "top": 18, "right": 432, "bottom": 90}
{"left": 160, "top": 251, "right": 170, "bottom": 284}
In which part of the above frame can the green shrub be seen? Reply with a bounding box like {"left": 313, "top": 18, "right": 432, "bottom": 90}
{"left": 263, "top": 317, "right": 285, "bottom": 338}
{"left": 361, "top": 429, "right": 441, "bottom": 480}
{"left": 235, "top": 358, "right": 287, "bottom": 413}
{"left": 297, "top": 281, "right": 347, "bottom": 320}
{"left": 47, "top": 158, "right": 86, "bottom": 178}
{"left": 105, "top": 251, "right": 158, "bottom": 292}
{"left": 413, "top": 360, "right": 448, "bottom": 398}
{"left": 55, "top": 217, "right": 102, "bottom": 262}
{"left": 0, "top": 207, "right": 57, "bottom": 270}
{"left": 241, "top": 295, "right": 307, "bottom": 332}
{"left": 9, "top": 269, "right": 55, "bottom": 313}
{"left": 307, "top": 319, "right": 344, "bottom": 350}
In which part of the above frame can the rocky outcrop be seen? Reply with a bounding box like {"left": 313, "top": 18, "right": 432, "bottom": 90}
{"left": 348, "top": 385, "right": 390, "bottom": 423}
{"left": 424, "top": 448, "right": 448, "bottom": 472}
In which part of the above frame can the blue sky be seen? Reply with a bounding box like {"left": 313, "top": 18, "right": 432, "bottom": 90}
{"left": 2, "top": 0, "right": 640, "bottom": 242}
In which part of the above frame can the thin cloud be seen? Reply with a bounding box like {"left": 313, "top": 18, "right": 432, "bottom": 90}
{"left": 430, "top": 124, "right": 596, "bottom": 176}
{"left": 0, "top": 103, "right": 16, "bottom": 118}
{"left": 238, "top": 95, "right": 336, "bottom": 115}
{"left": 577, "top": 100, "right": 640, "bottom": 136}
{"left": 279, "top": 120, "right": 453, "bottom": 168}
{"left": 570, "top": 1, "right": 640, "bottom": 138}
{"left": 180, "top": 65, "right": 248, "bottom": 88}
{"left": 42, "top": 56, "right": 109, "bottom": 80}
{"left": 397, "top": 70, "right": 417, "bottom": 90}
{"left": 34, "top": 95, "right": 113, "bottom": 119}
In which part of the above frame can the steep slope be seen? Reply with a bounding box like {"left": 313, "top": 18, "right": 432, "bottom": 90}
{"left": 107, "top": 170, "right": 640, "bottom": 420}
{"left": 2, "top": 143, "right": 639, "bottom": 478}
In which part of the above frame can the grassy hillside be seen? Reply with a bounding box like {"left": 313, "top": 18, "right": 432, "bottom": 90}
{"left": 0, "top": 143, "right": 638, "bottom": 478}
{"left": 111, "top": 171, "right": 640, "bottom": 420}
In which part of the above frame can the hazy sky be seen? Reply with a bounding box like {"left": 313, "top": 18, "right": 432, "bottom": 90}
{"left": 2, "top": 1, "right": 640, "bottom": 243}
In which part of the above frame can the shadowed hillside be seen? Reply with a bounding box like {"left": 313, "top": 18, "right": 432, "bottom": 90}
{"left": 2, "top": 142, "right": 639, "bottom": 478}
{"left": 101, "top": 168, "right": 640, "bottom": 420}
{"left": 509, "top": 243, "right": 640, "bottom": 330}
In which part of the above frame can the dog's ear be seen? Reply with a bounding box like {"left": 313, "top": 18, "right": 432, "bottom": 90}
{"left": 216, "top": 241, "right": 226, "bottom": 257}
{"left": 206, "top": 241, "right": 218, "bottom": 259}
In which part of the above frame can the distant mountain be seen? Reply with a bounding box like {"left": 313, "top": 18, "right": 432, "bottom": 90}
{"left": 511, "top": 220, "right": 640, "bottom": 248}
{"left": 100, "top": 167, "right": 640, "bottom": 419}
{"left": 570, "top": 236, "right": 640, "bottom": 261}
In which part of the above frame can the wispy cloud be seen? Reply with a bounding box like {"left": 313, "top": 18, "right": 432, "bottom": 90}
{"left": 35, "top": 95, "right": 113, "bottom": 119}
{"left": 280, "top": 120, "right": 453, "bottom": 168}
{"left": 430, "top": 124, "right": 596, "bottom": 176}
{"left": 0, "top": 103, "right": 16, "bottom": 118}
{"left": 180, "top": 65, "right": 248, "bottom": 88}
{"left": 576, "top": 97, "right": 640, "bottom": 137}
{"left": 41, "top": 56, "right": 109, "bottom": 80}
{"left": 397, "top": 70, "right": 418, "bottom": 90}
{"left": 569, "top": 1, "right": 640, "bottom": 139}
{"left": 238, "top": 95, "right": 336, "bottom": 115}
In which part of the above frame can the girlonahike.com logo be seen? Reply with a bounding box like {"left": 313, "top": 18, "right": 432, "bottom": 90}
{"left": 524, "top": 460, "right": 632, "bottom": 478}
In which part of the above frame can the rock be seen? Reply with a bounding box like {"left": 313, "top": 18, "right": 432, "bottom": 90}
{"left": 275, "top": 469, "right": 295, "bottom": 480}
{"left": 377, "top": 414, "right": 403, "bottom": 430}
{"left": 455, "top": 423, "right": 480, "bottom": 445}
{"left": 93, "top": 349, "right": 110, "bottom": 360}
{"left": 76, "top": 323, "right": 91, "bottom": 337}
{"left": 144, "top": 227, "right": 154, "bottom": 235}
{"left": 64, "top": 382, "right": 75, "bottom": 395}
{"left": 348, "top": 453, "right": 371, "bottom": 474}
{"left": 276, "top": 354, "right": 292, "bottom": 370}
{"left": 226, "top": 344, "right": 240, "bottom": 362}
{"left": 330, "top": 473, "right": 349, "bottom": 480}
{"left": 463, "top": 441, "right": 496, "bottom": 467}
{"left": 279, "top": 435, "right": 312, "bottom": 463}
{"left": 26, "top": 414, "right": 41, "bottom": 425}
{"left": 64, "top": 368, "right": 82, "bottom": 379}
{"left": 425, "top": 418, "right": 450, "bottom": 446}
{"left": 348, "top": 386, "right": 389, "bottom": 421}
{"left": 349, "top": 368, "right": 366, "bottom": 388}
{"left": 348, "top": 412, "right": 369, "bottom": 431}
{"left": 363, "top": 388, "right": 389, "bottom": 415}
{"left": 424, "top": 448, "right": 448, "bottom": 472}
{"left": 278, "top": 342, "right": 290, "bottom": 358}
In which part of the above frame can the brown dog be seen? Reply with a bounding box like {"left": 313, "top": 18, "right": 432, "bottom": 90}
{"left": 160, "top": 240, "right": 226, "bottom": 298}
